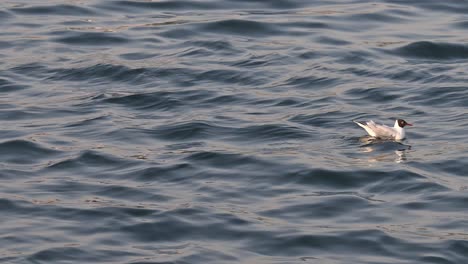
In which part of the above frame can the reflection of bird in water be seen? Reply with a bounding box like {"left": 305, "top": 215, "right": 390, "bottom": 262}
{"left": 358, "top": 136, "right": 411, "bottom": 163}
{"left": 354, "top": 119, "right": 413, "bottom": 140}
{"left": 394, "top": 149, "right": 406, "bottom": 163}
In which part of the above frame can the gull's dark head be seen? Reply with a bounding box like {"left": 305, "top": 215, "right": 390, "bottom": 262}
{"left": 397, "top": 119, "right": 413, "bottom": 128}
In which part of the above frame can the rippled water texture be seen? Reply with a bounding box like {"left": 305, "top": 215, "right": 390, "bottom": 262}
{"left": 1, "top": 1, "right": 468, "bottom": 263}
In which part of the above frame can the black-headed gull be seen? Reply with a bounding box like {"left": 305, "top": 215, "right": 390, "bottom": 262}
{"left": 354, "top": 119, "right": 412, "bottom": 140}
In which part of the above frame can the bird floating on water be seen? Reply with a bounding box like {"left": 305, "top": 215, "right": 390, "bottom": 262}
{"left": 354, "top": 119, "right": 412, "bottom": 140}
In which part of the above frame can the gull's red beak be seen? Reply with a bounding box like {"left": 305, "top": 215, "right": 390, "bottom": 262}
{"left": 406, "top": 123, "right": 413, "bottom": 127}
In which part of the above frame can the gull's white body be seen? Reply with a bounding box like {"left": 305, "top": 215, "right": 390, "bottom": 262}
{"left": 354, "top": 120, "right": 407, "bottom": 140}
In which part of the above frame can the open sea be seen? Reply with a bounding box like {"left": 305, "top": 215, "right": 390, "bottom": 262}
{"left": 1, "top": 1, "right": 468, "bottom": 263}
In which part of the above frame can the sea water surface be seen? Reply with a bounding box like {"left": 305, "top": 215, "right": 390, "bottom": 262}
{"left": 1, "top": 1, "right": 468, "bottom": 263}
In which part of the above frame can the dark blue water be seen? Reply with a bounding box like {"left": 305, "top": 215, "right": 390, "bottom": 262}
{"left": 1, "top": 1, "right": 468, "bottom": 263}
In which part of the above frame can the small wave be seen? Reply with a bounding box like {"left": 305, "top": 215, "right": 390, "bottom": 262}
{"left": 289, "top": 111, "right": 351, "bottom": 128}
{"left": 10, "top": 4, "right": 96, "bottom": 16}
{"left": 127, "top": 163, "right": 197, "bottom": 182}
{"left": 345, "top": 87, "right": 401, "bottom": 103}
{"left": 11, "top": 63, "right": 49, "bottom": 79}
{"left": 421, "top": 159, "right": 468, "bottom": 177}
{"left": 200, "top": 69, "right": 269, "bottom": 86}
{"left": 316, "top": 36, "right": 351, "bottom": 46}
{"left": 271, "top": 97, "right": 308, "bottom": 107}
{"left": 394, "top": 41, "right": 468, "bottom": 60}
{"left": 200, "top": 94, "right": 247, "bottom": 106}
{"left": 401, "top": 192, "right": 468, "bottom": 212}
{"left": 46, "top": 150, "right": 134, "bottom": 173}
{"left": 0, "top": 40, "right": 14, "bottom": 49}
{"left": 199, "top": 19, "right": 284, "bottom": 37}
{"left": 119, "top": 206, "right": 264, "bottom": 245}
{"left": 284, "top": 75, "right": 340, "bottom": 89}
{"left": 54, "top": 32, "right": 130, "bottom": 46}
{"left": 0, "top": 78, "right": 28, "bottom": 92}
{"left": 402, "top": 1, "right": 468, "bottom": 14}
{"left": 282, "top": 168, "right": 433, "bottom": 191}
{"left": 151, "top": 121, "right": 230, "bottom": 141}
{"left": 0, "top": 139, "right": 61, "bottom": 164}
{"left": 345, "top": 11, "right": 405, "bottom": 23}
{"left": 107, "top": 0, "right": 219, "bottom": 11}
{"left": 454, "top": 20, "right": 468, "bottom": 29}
{"left": 188, "top": 40, "right": 240, "bottom": 56}
{"left": 28, "top": 247, "right": 126, "bottom": 263}
{"left": 280, "top": 21, "right": 328, "bottom": 29}
{"left": 231, "top": 53, "right": 293, "bottom": 68}
{"left": 185, "top": 151, "right": 273, "bottom": 169}
{"left": 28, "top": 63, "right": 147, "bottom": 84}
{"left": 0, "top": 10, "right": 13, "bottom": 21}
{"left": 95, "top": 185, "right": 171, "bottom": 202}
{"left": 64, "top": 115, "right": 110, "bottom": 128}
{"left": 260, "top": 195, "right": 376, "bottom": 220}
{"left": 235, "top": 124, "right": 311, "bottom": 141}
{"left": 103, "top": 92, "right": 183, "bottom": 111}
{"left": 14, "top": 62, "right": 269, "bottom": 88}
{"left": 405, "top": 86, "right": 468, "bottom": 108}
{"left": 119, "top": 52, "right": 158, "bottom": 61}
{"left": 160, "top": 28, "right": 197, "bottom": 39}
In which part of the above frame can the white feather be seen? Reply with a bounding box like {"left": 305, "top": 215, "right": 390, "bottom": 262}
{"left": 354, "top": 119, "right": 409, "bottom": 140}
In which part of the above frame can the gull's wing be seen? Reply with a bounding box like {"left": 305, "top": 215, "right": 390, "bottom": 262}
{"left": 366, "top": 121, "right": 396, "bottom": 138}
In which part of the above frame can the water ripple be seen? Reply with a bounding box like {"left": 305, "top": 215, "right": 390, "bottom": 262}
{"left": 55, "top": 32, "right": 130, "bottom": 46}
{"left": 1, "top": 1, "right": 468, "bottom": 263}
{"left": 10, "top": 4, "right": 96, "bottom": 16}
{"left": 395, "top": 41, "right": 468, "bottom": 60}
